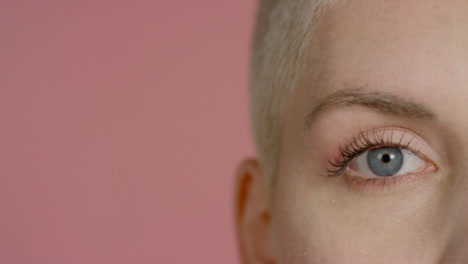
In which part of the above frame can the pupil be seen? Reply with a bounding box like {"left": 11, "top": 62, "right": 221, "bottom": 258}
{"left": 381, "top": 154, "right": 391, "bottom": 163}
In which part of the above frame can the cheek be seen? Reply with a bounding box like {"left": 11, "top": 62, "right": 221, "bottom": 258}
{"left": 270, "top": 169, "right": 451, "bottom": 264}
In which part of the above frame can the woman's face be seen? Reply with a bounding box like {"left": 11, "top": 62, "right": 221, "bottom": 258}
{"left": 271, "top": 0, "right": 468, "bottom": 263}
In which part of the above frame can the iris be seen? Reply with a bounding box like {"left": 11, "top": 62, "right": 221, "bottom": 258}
{"left": 367, "top": 147, "right": 403, "bottom": 176}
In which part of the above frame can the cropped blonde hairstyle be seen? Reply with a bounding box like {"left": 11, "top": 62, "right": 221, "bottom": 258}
{"left": 249, "top": 0, "right": 333, "bottom": 185}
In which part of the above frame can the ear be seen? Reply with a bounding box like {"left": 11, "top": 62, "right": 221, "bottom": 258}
{"left": 234, "top": 158, "right": 275, "bottom": 264}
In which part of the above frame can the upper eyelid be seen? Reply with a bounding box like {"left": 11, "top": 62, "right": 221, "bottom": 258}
{"left": 339, "top": 128, "right": 416, "bottom": 159}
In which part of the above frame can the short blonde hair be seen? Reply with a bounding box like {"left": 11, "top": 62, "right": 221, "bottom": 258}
{"left": 249, "top": 0, "right": 333, "bottom": 185}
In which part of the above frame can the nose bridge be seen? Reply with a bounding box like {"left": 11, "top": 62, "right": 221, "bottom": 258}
{"left": 446, "top": 185, "right": 468, "bottom": 262}
{"left": 434, "top": 190, "right": 468, "bottom": 263}
{"left": 412, "top": 25, "right": 468, "bottom": 263}
{"left": 438, "top": 231, "right": 468, "bottom": 263}
{"left": 436, "top": 142, "right": 468, "bottom": 263}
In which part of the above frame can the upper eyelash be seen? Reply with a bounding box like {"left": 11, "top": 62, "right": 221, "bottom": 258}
{"left": 326, "top": 128, "right": 418, "bottom": 177}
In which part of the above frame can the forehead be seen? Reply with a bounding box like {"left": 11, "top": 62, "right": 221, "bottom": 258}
{"left": 296, "top": 0, "right": 468, "bottom": 125}
{"left": 316, "top": 0, "right": 468, "bottom": 82}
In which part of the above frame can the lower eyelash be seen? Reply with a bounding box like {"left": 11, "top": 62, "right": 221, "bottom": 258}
{"left": 326, "top": 128, "right": 416, "bottom": 178}
{"left": 343, "top": 172, "right": 400, "bottom": 188}
{"left": 342, "top": 165, "right": 435, "bottom": 192}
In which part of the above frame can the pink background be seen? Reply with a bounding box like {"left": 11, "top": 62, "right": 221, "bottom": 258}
{"left": 0, "top": 1, "right": 256, "bottom": 263}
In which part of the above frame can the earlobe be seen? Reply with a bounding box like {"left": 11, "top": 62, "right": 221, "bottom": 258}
{"left": 234, "top": 158, "right": 275, "bottom": 264}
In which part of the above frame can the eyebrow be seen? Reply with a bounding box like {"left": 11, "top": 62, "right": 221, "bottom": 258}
{"left": 305, "top": 88, "right": 435, "bottom": 128}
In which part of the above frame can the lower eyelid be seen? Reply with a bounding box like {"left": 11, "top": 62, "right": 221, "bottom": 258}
{"left": 343, "top": 162, "right": 437, "bottom": 191}
{"left": 343, "top": 172, "right": 410, "bottom": 190}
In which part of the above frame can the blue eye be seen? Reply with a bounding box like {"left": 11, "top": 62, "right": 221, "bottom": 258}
{"left": 350, "top": 147, "right": 426, "bottom": 178}
{"left": 367, "top": 147, "right": 403, "bottom": 176}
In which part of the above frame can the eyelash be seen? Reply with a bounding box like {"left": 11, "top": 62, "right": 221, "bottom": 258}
{"left": 326, "top": 128, "right": 419, "bottom": 178}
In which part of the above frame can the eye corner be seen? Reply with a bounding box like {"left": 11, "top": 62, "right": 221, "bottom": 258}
{"left": 422, "top": 160, "right": 439, "bottom": 174}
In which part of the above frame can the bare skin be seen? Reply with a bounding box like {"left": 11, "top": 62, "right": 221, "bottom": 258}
{"left": 236, "top": 1, "right": 468, "bottom": 263}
